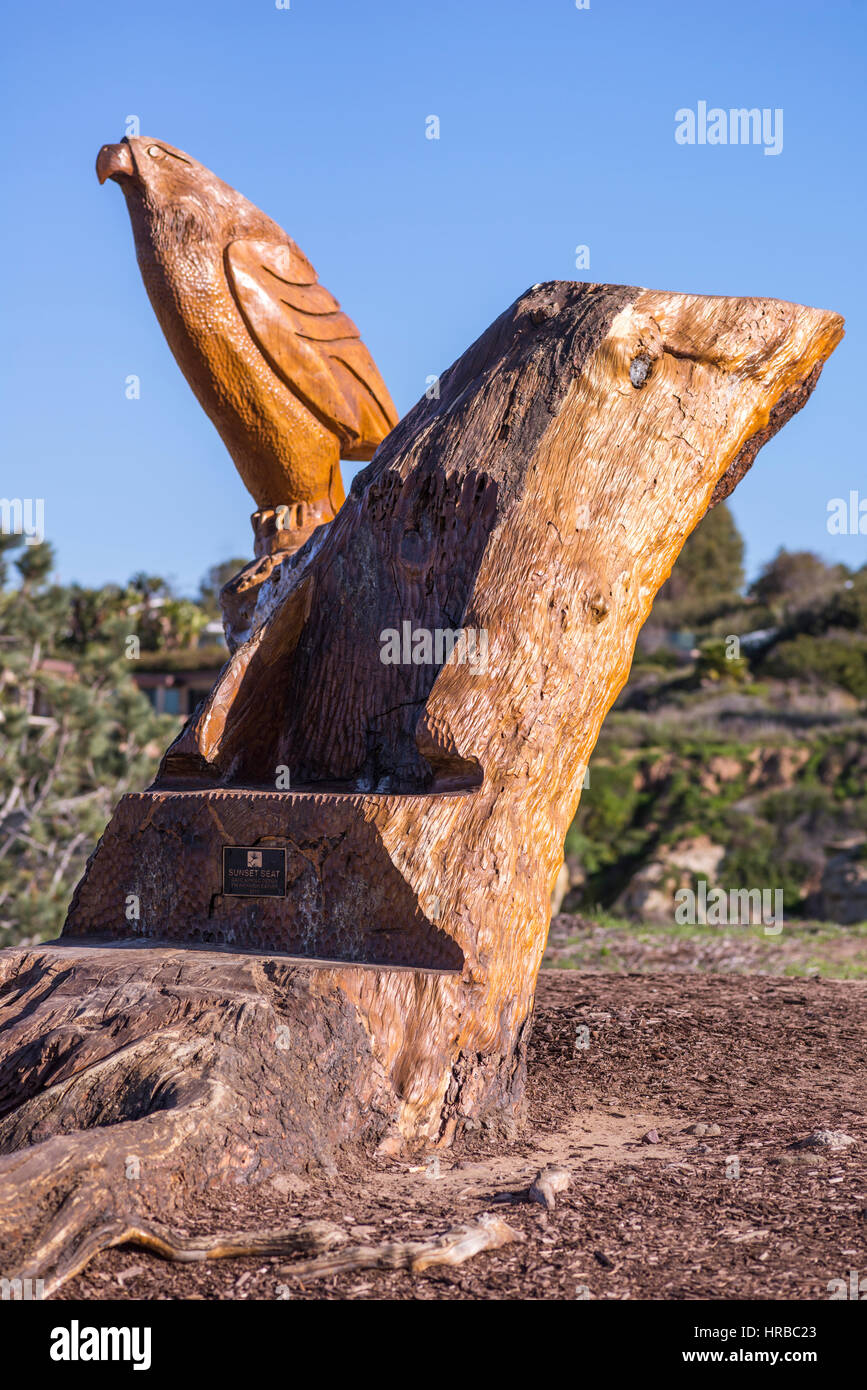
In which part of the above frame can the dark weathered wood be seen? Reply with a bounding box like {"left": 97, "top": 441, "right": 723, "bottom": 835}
{"left": 0, "top": 944, "right": 392, "bottom": 1292}
{"left": 0, "top": 942, "right": 520, "bottom": 1293}
{"left": 0, "top": 280, "right": 843, "bottom": 1293}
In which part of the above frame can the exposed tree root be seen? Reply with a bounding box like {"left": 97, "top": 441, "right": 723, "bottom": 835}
{"left": 20, "top": 1213, "right": 349, "bottom": 1296}
{"left": 0, "top": 943, "right": 408, "bottom": 1296}
{"left": 278, "top": 1213, "right": 522, "bottom": 1281}
{"left": 0, "top": 943, "right": 522, "bottom": 1296}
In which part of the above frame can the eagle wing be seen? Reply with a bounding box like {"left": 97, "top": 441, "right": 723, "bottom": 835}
{"left": 226, "top": 238, "right": 398, "bottom": 459}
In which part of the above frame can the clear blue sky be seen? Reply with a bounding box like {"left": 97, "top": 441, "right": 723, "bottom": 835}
{"left": 2, "top": 0, "right": 864, "bottom": 594}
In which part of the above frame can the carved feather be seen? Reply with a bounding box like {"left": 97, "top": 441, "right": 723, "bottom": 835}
{"left": 226, "top": 238, "right": 398, "bottom": 459}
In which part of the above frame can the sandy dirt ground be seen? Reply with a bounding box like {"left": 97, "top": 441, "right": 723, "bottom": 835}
{"left": 54, "top": 970, "right": 865, "bottom": 1302}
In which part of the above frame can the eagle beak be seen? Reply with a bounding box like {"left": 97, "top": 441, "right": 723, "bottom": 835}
{"left": 96, "top": 142, "right": 134, "bottom": 185}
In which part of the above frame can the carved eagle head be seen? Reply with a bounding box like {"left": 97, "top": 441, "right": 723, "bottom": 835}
{"left": 96, "top": 136, "right": 273, "bottom": 248}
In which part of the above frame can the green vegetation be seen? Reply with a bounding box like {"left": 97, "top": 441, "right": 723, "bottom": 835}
{"left": 0, "top": 536, "right": 225, "bottom": 945}
{"left": 546, "top": 915, "right": 867, "bottom": 978}
{"left": 567, "top": 506, "right": 867, "bottom": 929}
{"left": 763, "top": 633, "right": 867, "bottom": 699}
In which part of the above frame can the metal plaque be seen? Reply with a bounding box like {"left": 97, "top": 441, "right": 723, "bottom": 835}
{"left": 222, "top": 846, "right": 286, "bottom": 897}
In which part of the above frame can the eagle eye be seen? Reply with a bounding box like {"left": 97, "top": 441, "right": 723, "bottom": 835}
{"left": 147, "top": 145, "right": 165, "bottom": 160}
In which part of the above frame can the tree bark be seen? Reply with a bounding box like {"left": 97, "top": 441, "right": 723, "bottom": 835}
{"left": 1, "top": 281, "right": 843, "bottom": 1291}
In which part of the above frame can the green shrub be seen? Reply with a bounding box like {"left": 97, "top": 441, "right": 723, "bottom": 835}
{"left": 762, "top": 634, "right": 867, "bottom": 699}
{"left": 694, "top": 638, "right": 750, "bottom": 684}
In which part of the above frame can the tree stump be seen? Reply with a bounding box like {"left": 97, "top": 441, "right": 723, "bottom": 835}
{"left": 0, "top": 281, "right": 843, "bottom": 1292}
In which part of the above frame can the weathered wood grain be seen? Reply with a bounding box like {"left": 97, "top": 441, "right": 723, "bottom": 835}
{"left": 65, "top": 280, "right": 843, "bottom": 1140}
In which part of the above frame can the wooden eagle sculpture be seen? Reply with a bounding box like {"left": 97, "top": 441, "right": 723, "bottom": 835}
{"left": 96, "top": 136, "right": 398, "bottom": 560}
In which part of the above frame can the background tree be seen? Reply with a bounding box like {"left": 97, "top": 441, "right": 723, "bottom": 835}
{"left": 0, "top": 541, "right": 175, "bottom": 945}
{"left": 657, "top": 501, "right": 745, "bottom": 604}
{"left": 15, "top": 541, "right": 56, "bottom": 594}
{"left": 0, "top": 535, "right": 22, "bottom": 588}
{"left": 198, "top": 558, "right": 249, "bottom": 617}
{"left": 749, "top": 547, "right": 845, "bottom": 614}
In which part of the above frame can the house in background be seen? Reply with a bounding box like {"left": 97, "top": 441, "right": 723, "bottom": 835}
{"left": 132, "top": 621, "right": 226, "bottom": 718}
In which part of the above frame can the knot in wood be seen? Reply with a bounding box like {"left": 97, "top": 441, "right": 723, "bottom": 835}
{"left": 530, "top": 302, "right": 561, "bottom": 325}
{"left": 629, "top": 353, "right": 652, "bottom": 388}
{"left": 588, "top": 591, "right": 610, "bottom": 623}
{"left": 399, "top": 528, "right": 429, "bottom": 569}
